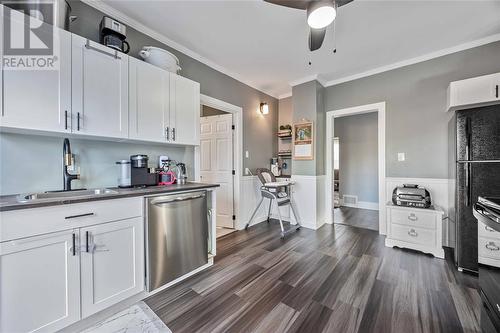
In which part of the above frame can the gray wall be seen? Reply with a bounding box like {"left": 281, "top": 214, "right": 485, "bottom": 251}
{"left": 69, "top": 0, "right": 278, "bottom": 174}
{"left": 291, "top": 81, "right": 326, "bottom": 176}
{"left": 278, "top": 97, "right": 292, "bottom": 127}
{"left": 334, "top": 113, "right": 378, "bottom": 203}
{"left": 0, "top": 133, "right": 194, "bottom": 195}
{"left": 325, "top": 41, "right": 500, "bottom": 179}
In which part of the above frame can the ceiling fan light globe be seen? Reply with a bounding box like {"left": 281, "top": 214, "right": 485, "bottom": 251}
{"left": 307, "top": 1, "right": 336, "bottom": 29}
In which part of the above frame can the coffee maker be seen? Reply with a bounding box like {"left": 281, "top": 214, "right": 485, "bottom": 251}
{"left": 100, "top": 16, "right": 130, "bottom": 54}
{"left": 130, "top": 155, "right": 158, "bottom": 187}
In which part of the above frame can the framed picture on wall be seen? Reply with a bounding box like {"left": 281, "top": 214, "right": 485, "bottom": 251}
{"left": 293, "top": 121, "right": 314, "bottom": 160}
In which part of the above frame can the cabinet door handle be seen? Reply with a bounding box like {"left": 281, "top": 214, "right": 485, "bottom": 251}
{"left": 85, "top": 39, "right": 121, "bottom": 59}
{"left": 486, "top": 242, "right": 500, "bottom": 251}
{"left": 408, "top": 229, "right": 418, "bottom": 237}
{"left": 77, "top": 112, "right": 81, "bottom": 131}
{"left": 408, "top": 213, "right": 418, "bottom": 221}
{"left": 85, "top": 231, "right": 90, "bottom": 253}
{"left": 496, "top": 85, "right": 499, "bottom": 98}
{"left": 165, "top": 127, "right": 170, "bottom": 141}
{"left": 72, "top": 233, "right": 76, "bottom": 256}
{"left": 172, "top": 128, "right": 176, "bottom": 141}
{"left": 65, "top": 212, "right": 94, "bottom": 219}
{"left": 65, "top": 110, "right": 68, "bottom": 130}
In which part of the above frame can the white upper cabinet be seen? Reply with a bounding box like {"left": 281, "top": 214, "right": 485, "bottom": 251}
{"left": 0, "top": 11, "right": 71, "bottom": 133}
{"left": 72, "top": 35, "right": 129, "bottom": 138}
{"left": 0, "top": 230, "right": 81, "bottom": 333}
{"left": 447, "top": 72, "right": 500, "bottom": 111}
{"left": 129, "top": 58, "right": 169, "bottom": 142}
{"left": 169, "top": 73, "right": 200, "bottom": 145}
{"left": 80, "top": 217, "right": 144, "bottom": 317}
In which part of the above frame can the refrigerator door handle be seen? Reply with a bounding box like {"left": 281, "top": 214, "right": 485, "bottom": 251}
{"left": 465, "top": 163, "right": 471, "bottom": 207}
{"left": 465, "top": 116, "right": 471, "bottom": 161}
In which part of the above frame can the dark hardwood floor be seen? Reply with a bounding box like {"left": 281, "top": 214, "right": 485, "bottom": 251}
{"left": 146, "top": 220, "right": 480, "bottom": 333}
{"left": 334, "top": 206, "right": 379, "bottom": 231}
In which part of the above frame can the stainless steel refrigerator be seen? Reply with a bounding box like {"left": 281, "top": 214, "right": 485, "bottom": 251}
{"left": 449, "top": 104, "right": 500, "bottom": 273}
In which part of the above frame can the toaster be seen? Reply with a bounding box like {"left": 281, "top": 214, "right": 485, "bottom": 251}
{"left": 392, "top": 184, "right": 431, "bottom": 208}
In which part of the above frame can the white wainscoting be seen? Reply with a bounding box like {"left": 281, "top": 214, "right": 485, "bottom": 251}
{"left": 291, "top": 175, "right": 327, "bottom": 230}
{"left": 239, "top": 176, "right": 290, "bottom": 230}
{"left": 239, "top": 175, "right": 326, "bottom": 231}
{"left": 385, "top": 177, "right": 453, "bottom": 247}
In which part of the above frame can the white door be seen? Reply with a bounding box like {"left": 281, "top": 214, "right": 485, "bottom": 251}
{"left": 80, "top": 217, "right": 144, "bottom": 317}
{"left": 0, "top": 230, "right": 80, "bottom": 333}
{"left": 72, "top": 35, "right": 128, "bottom": 138}
{"left": 0, "top": 10, "right": 71, "bottom": 133}
{"left": 200, "top": 114, "right": 234, "bottom": 228}
{"left": 129, "top": 57, "right": 169, "bottom": 142}
{"left": 169, "top": 73, "right": 200, "bottom": 145}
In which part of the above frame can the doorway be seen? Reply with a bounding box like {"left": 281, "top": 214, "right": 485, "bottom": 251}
{"left": 326, "top": 102, "right": 387, "bottom": 234}
{"left": 332, "top": 112, "right": 379, "bottom": 231}
{"left": 200, "top": 108, "right": 235, "bottom": 238}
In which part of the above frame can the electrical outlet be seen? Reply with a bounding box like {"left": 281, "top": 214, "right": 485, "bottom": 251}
{"left": 398, "top": 153, "right": 406, "bottom": 162}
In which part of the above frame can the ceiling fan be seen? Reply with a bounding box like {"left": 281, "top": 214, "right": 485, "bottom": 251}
{"left": 264, "top": 0, "right": 353, "bottom": 51}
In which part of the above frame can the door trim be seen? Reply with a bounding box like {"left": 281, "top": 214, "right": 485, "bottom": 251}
{"left": 195, "top": 94, "right": 242, "bottom": 229}
{"left": 325, "top": 102, "right": 387, "bottom": 235}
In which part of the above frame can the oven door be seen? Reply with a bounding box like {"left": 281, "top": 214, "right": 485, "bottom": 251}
{"left": 480, "top": 265, "right": 500, "bottom": 333}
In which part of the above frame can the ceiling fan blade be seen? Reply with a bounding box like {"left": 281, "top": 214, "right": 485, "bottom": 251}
{"left": 263, "top": 0, "right": 310, "bottom": 10}
{"left": 308, "top": 27, "right": 326, "bottom": 51}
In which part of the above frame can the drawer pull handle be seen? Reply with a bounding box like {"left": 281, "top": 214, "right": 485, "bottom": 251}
{"left": 408, "top": 229, "right": 418, "bottom": 237}
{"left": 65, "top": 212, "right": 95, "bottom": 220}
{"left": 408, "top": 213, "right": 418, "bottom": 222}
{"left": 486, "top": 242, "right": 500, "bottom": 251}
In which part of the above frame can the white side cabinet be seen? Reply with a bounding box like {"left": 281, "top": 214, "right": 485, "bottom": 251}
{"left": 72, "top": 35, "right": 129, "bottom": 138}
{"left": 0, "top": 12, "right": 71, "bottom": 133}
{"left": 0, "top": 230, "right": 80, "bottom": 333}
{"left": 170, "top": 73, "right": 200, "bottom": 145}
{"left": 385, "top": 204, "right": 445, "bottom": 258}
{"left": 447, "top": 72, "right": 500, "bottom": 111}
{"left": 129, "top": 58, "right": 169, "bottom": 142}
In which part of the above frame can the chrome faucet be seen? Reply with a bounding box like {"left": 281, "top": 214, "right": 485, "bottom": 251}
{"left": 63, "top": 138, "right": 80, "bottom": 191}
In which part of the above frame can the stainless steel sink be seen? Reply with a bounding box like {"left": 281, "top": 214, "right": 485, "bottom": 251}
{"left": 17, "top": 188, "right": 118, "bottom": 202}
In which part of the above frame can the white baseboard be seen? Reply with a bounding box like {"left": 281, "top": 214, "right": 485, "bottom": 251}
{"left": 341, "top": 201, "right": 379, "bottom": 211}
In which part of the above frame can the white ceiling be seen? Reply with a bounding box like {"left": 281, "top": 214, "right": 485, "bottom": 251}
{"left": 100, "top": 0, "right": 500, "bottom": 98}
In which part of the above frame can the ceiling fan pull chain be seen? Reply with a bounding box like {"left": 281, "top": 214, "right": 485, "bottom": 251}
{"left": 333, "top": 12, "right": 337, "bottom": 53}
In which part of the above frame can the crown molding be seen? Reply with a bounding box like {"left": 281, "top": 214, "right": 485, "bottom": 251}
{"left": 278, "top": 92, "right": 292, "bottom": 99}
{"left": 289, "top": 74, "right": 328, "bottom": 88}
{"left": 324, "top": 33, "right": 500, "bottom": 87}
{"left": 81, "top": 0, "right": 279, "bottom": 99}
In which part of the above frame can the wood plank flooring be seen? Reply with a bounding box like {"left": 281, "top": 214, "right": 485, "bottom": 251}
{"left": 334, "top": 207, "right": 379, "bottom": 231}
{"left": 146, "top": 220, "right": 480, "bottom": 333}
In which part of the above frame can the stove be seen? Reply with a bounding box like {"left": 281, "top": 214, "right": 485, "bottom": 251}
{"left": 475, "top": 197, "right": 500, "bottom": 332}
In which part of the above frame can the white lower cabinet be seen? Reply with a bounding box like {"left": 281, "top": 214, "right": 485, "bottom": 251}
{"left": 80, "top": 217, "right": 145, "bottom": 317}
{"left": 0, "top": 198, "right": 145, "bottom": 332}
{"left": 0, "top": 230, "right": 80, "bottom": 333}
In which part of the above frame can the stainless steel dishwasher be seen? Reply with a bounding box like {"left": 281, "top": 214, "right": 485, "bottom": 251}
{"left": 146, "top": 191, "right": 208, "bottom": 291}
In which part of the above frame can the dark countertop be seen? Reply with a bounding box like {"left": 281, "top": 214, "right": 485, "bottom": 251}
{"left": 0, "top": 182, "right": 219, "bottom": 212}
